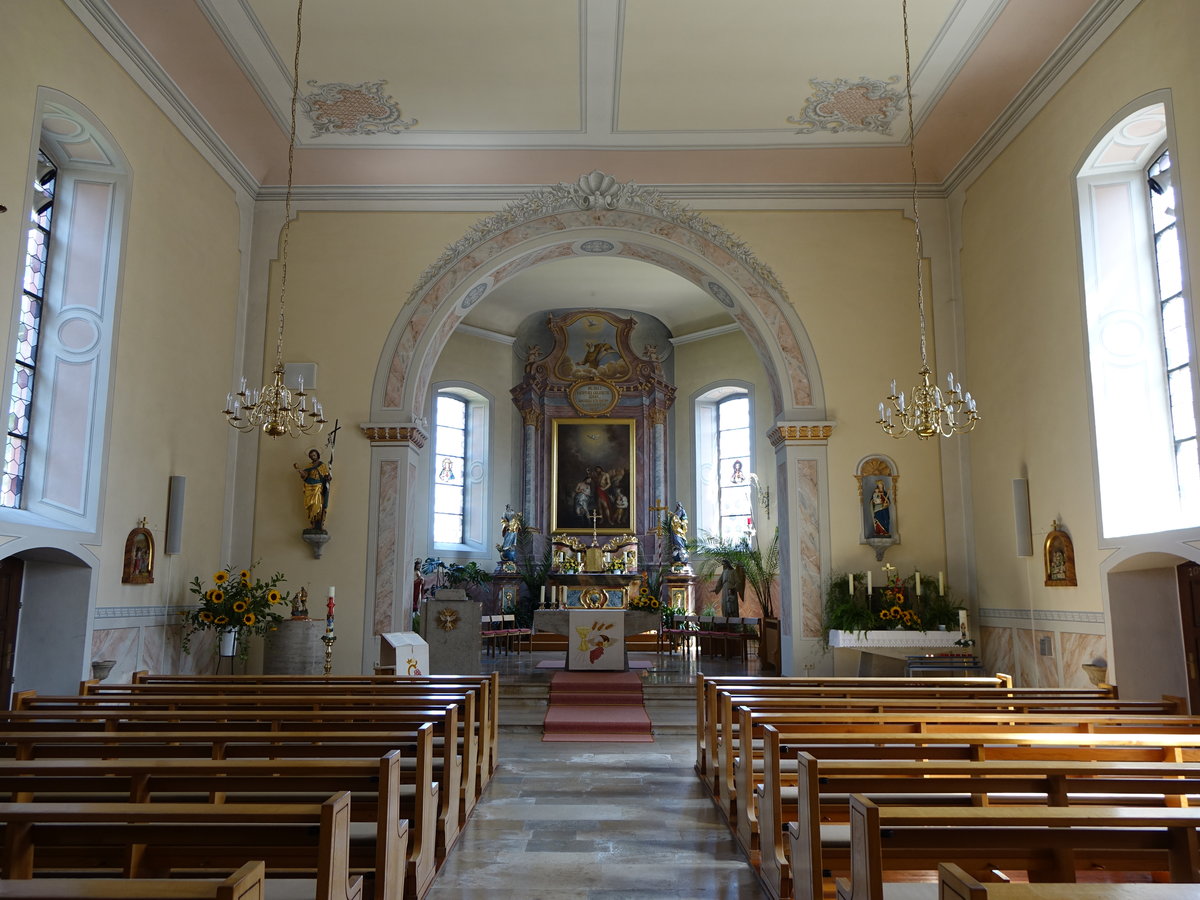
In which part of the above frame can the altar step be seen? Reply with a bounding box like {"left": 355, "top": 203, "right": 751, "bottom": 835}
{"left": 499, "top": 679, "right": 694, "bottom": 734}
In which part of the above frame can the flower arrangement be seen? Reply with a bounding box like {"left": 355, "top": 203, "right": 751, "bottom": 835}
{"left": 181, "top": 564, "right": 291, "bottom": 659}
{"left": 822, "top": 569, "right": 964, "bottom": 648}
{"left": 878, "top": 569, "right": 921, "bottom": 629}
{"left": 627, "top": 585, "right": 661, "bottom": 613}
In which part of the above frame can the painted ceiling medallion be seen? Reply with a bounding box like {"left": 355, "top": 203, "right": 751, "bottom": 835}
{"left": 300, "top": 80, "right": 417, "bottom": 136}
{"left": 788, "top": 76, "right": 903, "bottom": 135}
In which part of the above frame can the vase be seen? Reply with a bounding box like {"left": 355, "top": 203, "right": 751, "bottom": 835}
{"left": 218, "top": 628, "right": 238, "bottom": 658}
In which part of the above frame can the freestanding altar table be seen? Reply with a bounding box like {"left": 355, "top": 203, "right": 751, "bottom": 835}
{"left": 533, "top": 609, "right": 660, "bottom": 671}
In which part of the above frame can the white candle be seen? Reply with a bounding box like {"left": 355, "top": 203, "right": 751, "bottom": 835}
{"left": 848, "top": 573, "right": 855, "bottom": 593}
{"left": 328, "top": 586, "right": 335, "bottom": 600}
{"left": 914, "top": 570, "right": 921, "bottom": 597}
{"left": 866, "top": 571, "right": 873, "bottom": 593}
{"left": 539, "top": 585, "right": 546, "bottom": 606}
{"left": 938, "top": 571, "right": 945, "bottom": 596}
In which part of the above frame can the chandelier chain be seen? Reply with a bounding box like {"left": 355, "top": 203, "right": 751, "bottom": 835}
{"left": 902, "top": 0, "right": 929, "bottom": 370}
{"left": 222, "top": 0, "right": 326, "bottom": 438}
{"left": 275, "top": 0, "right": 302, "bottom": 369}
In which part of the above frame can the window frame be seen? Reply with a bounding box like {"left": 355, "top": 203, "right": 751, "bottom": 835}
{"left": 694, "top": 382, "right": 755, "bottom": 540}
{"left": 431, "top": 383, "right": 491, "bottom": 556}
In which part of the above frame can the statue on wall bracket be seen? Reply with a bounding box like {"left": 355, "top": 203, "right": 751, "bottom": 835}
{"left": 856, "top": 455, "right": 899, "bottom": 561}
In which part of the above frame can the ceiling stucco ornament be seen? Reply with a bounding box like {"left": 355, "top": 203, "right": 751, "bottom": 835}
{"left": 788, "top": 76, "right": 903, "bottom": 135}
{"left": 406, "top": 171, "right": 786, "bottom": 306}
{"left": 300, "top": 80, "right": 417, "bottom": 136}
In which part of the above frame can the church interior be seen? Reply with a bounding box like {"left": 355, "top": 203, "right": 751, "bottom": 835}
{"left": 4, "top": 1, "right": 1200, "bottom": 895}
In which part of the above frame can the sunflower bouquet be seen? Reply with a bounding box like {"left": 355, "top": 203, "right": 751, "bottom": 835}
{"left": 627, "top": 585, "right": 661, "bottom": 613}
{"left": 180, "top": 564, "right": 290, "bottom": 658}
{"left": 877, "top": 569, "right": 921, "bottom": 629}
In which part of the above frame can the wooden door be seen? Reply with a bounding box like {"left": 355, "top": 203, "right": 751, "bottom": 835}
{"left": 1177, "top": 562, "right": 1200, "bottom": 713}
{"left": 0, "top": 558, "right": 21, "bottom": 710}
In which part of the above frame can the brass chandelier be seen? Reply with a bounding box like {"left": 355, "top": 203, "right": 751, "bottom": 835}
{"left": 877, "top": 0, "right": 979, "bottom": 439}
{"left": 223, "top": 0, "right": 327, "bottom": 438}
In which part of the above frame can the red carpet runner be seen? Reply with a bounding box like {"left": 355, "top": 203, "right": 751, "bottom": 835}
{"left": 541, "top": 670, "right": 654, "bottom": 742}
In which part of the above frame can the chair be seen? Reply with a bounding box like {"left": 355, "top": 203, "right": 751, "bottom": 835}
{"left": 660, "top": 614, "right": 698, "bottom": 655}
{"left": 480, "top": 615, "right": 506, "bottom": 656}
{"left": 501, "top": 613, "right": 532, "bottom": 655}
{"left": 696, "top": 615, "right": 719, "bottom": 656}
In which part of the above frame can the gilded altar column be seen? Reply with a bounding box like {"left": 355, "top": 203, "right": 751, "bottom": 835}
{"left": 521, "top": 408, "right": 542, "bottom": 524}
{"left": 767, "top": 420, "right": 835, "bottom": 676}
{"left": 648, "top": 407, "right": 667, "bottom": 524}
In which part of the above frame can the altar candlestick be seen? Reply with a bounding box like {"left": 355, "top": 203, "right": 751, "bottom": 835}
{"left": 848, "top": 573, "right": 854, "bottom": 594}
{"left": 938, "top": 571, "right": 945, "bottom": 597}
{"left": 914, "top": 570, "right": 921, "bottom": 597}
{"left": 866, "top": 570, "right": 873, "bottom": 594}
{"left": 539, "top": 585, "right": 546, "bottom": 608}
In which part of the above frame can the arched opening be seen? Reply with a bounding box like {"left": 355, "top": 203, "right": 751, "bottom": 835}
{"left": 363, "top": 175, "right": 833, "bottom": 673}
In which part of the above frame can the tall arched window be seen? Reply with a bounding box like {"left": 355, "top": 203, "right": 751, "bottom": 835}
{"left": 432, "top": 385, "right": 489, "bottom": 552}
{"left": 695, "top": 384, "right": 754, "bottom": 540}
{"left": 1, "top": 91, "right": 128, "bottom": 531}
{"left": 1076, "top": 97, "right": 1197, "bottom": 537}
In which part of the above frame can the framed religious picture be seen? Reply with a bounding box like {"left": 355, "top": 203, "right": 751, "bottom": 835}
{"left": 1044, "top": 520, "right": 1077, "bottom": 587}
{"left": 551, "top": 417, "right": 636, "bottom": 535}
{"left": 121, "top": 519, "right": 154, "bottom": 585}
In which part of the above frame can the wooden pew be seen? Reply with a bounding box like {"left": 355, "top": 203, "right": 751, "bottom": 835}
{"left": 0, "top": 859, "right": 265, "bottom": 899}
{"left": 0, "top": 791, "right": 363, "bottom": 899}
{"left": 0, "top": 752, "right": 414, "bottom": 900}
{"left": 99, "top": 672, "right": 501, "bottom": 786}
{"left": 16, "top": 690, "right": 480, "bottom": 824}
{"left": 713, "top": 693, "right": 1181, "bottom": 825}
{"left": 764, "top": 748, "right": 1200, "bottom": 900}
{"left": 0, "top": 704, "right": 464, "bottom": 858}
{"left": 835, "top": 794, "right": 1200, "bottom": 900}
{"left": 751, "top": 727, "right": 1200, "bottom": 900}
{"left": 694, "top": 675, "right": 1019, "bottom": 785}
{"left": 938, "top": 862, "right": 1200, "bottom": 900}
{"left": 727, "top": 706, "right": 1200, "bottom": 853}
{"left": 0, "top": 726, "right": 440, "bottom": 899}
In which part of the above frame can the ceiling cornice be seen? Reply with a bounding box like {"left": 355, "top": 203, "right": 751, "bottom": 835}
{"left": 65, "top": 0, "right": 259, "bottom": 197}
{"left": 944, "top": 0, "right": 1140, "bottom": 196}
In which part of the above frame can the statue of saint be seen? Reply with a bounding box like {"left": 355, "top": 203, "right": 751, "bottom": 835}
{"left": 669, "top": 501, "right": 689, "bottom": 566}
{"left": 712, "top": 560, "right": 745, "bottom": 617}
{"left": 290, "top": 586, "right": 309, "bottom": 618}
{"left": 295, "top": 449, "right": 332, "bottom": 531}
{"left": 497, "top": 504, "right": 522, "bottom": 563}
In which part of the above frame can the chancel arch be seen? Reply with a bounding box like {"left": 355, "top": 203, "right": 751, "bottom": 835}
{"left": 363, "top": 173, "right": 835, "bottom": 673}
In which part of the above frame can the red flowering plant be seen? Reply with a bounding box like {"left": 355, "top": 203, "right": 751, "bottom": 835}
{"left": 180, "top": 563, "right": 290, "bottom": 660}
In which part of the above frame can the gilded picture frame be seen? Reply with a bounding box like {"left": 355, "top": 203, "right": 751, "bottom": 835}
{"left": 121, "top": 523, "right": 154, "bottom": 585}
{"left": 550, "top": 417, "right": 636, "bottom": 535}
{"left": 1044, "top": 521, "right": 1077, "bottom": 587}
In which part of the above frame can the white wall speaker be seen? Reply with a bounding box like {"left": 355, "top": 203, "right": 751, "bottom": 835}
{"left": 1013, "top": 477, "right": 1033, "bottom": 557}
{"left": 165, "top": 475, "right": 186, "bottom": 555}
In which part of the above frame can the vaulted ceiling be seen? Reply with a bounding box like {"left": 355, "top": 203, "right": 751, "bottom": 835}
{"left": 95, "top": 0, "right": 1104, "bottom": 190}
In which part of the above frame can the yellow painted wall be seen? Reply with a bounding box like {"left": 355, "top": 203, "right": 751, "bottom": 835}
{"left": 0, "top": 2, "right": 241, "bottom": 611}
{"left": 960, "top": 0, "right": 1200, "bottom": 615}
{"left": 708, "top": 210, "right": 949, "bottom": 586}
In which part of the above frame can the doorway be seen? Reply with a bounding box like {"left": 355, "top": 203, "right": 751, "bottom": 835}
{"left": 1176, "top": 561, "right": 1200, "bottom": 712}
{"left": 0, "top": 558, "right": 22, "bottom": 710}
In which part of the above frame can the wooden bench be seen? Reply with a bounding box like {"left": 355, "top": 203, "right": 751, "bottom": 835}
{"left": 938, "top": 862, "right": 1200, "bottom": 899}
{"left": 765, "top": 750, "right": 1200, "bottom": 900}
{"left": 0, "top": 859, "right": 264, "bottom": 899}
{"left": 0, "top": 703, "right": 465, "bottom": 858}
{"left": 0, "top": 752, "right": 416, "bottom": 900}
{"left": 0, "top": 725, "right": 440, "bottom": 898}
{"left": 834, "top": 794, "right": 1200, "bottom": 900}
{"left": 114, "top": 672, "right": 500, "bottom": 785}
{"left": 751, "top": 727, "right": 1200, "bottom": 900}
{"left": 17, "top": 689, "right": 481, "bottom": 823}
{"left": 0, "top": 791, "right": 363, "bottom": 899}
{"left": 712, "top": 692, "right": 1181, "bottom": 823}
{"left": 726, "top": 706, "right": 1200, "bottom": 855}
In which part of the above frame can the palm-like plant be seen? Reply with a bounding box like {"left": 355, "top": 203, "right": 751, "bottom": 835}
{"left": 692, "top": 527, "right": 780, "bottom": 618}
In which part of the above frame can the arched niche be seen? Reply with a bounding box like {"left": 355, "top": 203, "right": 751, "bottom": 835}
{"left": 362, "top": 173, "right": 835, "bottom": 673}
